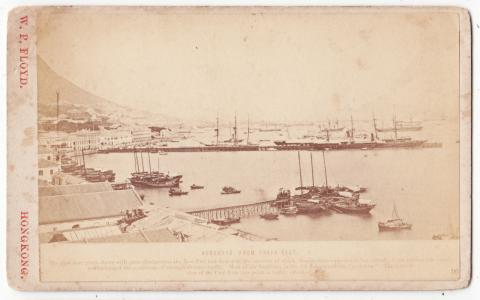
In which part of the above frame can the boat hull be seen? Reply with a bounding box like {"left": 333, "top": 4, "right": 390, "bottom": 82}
{"left": 295, "top": 202, "right": 327, "bottom": 214}
{"left": 260, "top": 214, "right": 279, "bottom": 220}
{"left": 332, "top": 203, "right": 375, "bottom": 214}
{"left": 211, "top": 218, "right": 240, "bottom": 226}
{"left": 130, "top": 176, "right": 182, "bottom": 188}
{"left": 378, "top": 223, "right": 412, "bottom": 231}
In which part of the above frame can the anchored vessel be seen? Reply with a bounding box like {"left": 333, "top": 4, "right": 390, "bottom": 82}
{"left": 292, "top": 151, "right": 375, "bottom": 214}
{"left": 378, "top": 202, "right": 412, "bottom": 231}
{"left": 331, "top": 197, "right": 376, "bottom": 214}
{"left": 275, "top": 115, "right": 426, "bottom": 150}
{"left": 129, "top": 149, "right": 182, "bottom": 188}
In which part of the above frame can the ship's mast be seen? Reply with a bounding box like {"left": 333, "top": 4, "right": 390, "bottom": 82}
{"left": 322, "top": 150, "right": 328, "bottom": 188}
{"left": 133, "top": 148, "right": 138, "bottom": 173}
{"left": 392, "top": 201, "right": 400, "bottom": 219}
{"left": 350, "top": 114, "right": 355, "bottom": 143}
{"left": 215, "top": 113, "right": 219, "bottom": 145}
{"left": 393, "top": 114, "right": 398, "bottom": 141}
{"left": 247, "top": 116, "right": 250, "bottom": 145}
{"left": 147, "top": 151, "right": 152, "bottom": 174}
{"left": 297, "top": 151, "right": 304, "bottom": 195}
{"left": 310, "top": 152, "right": 315, "bottom": 187}
{"left": 233, "top": 112, "right": 238, "bottom": 145}
{"left": 140, "top": 151, "right": 145, "bottom": 172}
{"left": 372, "top": 113, "right": 378, "bottom": 140}
{"left": 81, "top": 148, "right": 86, "bottom": 176}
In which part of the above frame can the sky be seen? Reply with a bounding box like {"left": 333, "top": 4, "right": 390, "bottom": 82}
{"left": 36, "top": 7, "right": 460, "bottom": 124}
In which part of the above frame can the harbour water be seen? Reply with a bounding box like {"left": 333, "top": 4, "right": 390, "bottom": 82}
{"left": 84, "top": 121, "right": 460, "bottom": 241}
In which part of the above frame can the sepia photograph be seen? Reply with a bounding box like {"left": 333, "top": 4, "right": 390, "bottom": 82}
{"left": 36, "top": 7, "right": 460, "bottom": 244}
{"left": 6, "top": 5, "right": 471, "bottom": 290}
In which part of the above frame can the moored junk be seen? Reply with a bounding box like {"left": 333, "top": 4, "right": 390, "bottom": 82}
{"left": 331, "top": 196, "right": 376, "bottom": 214}
{"left": 111, "top": 181, "right": 134, "bottom": 190}
{"left": 62, "top": 149, "right": 116, "bottom": 182}
{"left": 129, "top": 148, "right": 182, "bottom": 188}
{"left": 291, "top": 150, "right": 375, "bottom": 215}
{"left": 85, "top": 169, "right": 116, "bottom": 182}
{"left": 295, "top": 198, "right": 329, "bottom": 214}
{"left": 221, "top": 186, "right": 241, "bottom": 195}
{"left": 378, "top": 202, "right": 412, "bottom": 231}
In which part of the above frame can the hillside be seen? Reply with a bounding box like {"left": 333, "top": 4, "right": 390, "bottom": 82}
{"left": 37, "top": 56, "right": 177, "bottom": 126}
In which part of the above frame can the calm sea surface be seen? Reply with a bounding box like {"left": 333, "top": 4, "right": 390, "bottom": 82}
{"left": 84, "top": 121, "right": 460, "bottom": 241}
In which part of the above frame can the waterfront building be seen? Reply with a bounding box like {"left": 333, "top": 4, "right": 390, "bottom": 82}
{"left": 38, "top": 158, "right": 60, "bottom": 185}
{"left": 131, "top": 128, "right": 152, "bottom": 145}
{"left": 98, "top": 129, "right": 133, "bottom": 150}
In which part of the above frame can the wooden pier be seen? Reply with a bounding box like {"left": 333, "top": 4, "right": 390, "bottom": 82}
{"left": 187, "top": 199, "right": 288, "bottom": 220}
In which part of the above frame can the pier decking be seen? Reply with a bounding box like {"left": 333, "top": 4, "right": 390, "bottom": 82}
{"left": 187, "top": 199, "right": 287, "bottom": 220}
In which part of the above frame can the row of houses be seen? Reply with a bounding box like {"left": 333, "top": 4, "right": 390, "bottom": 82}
{"left": 38, "top": 127, "right": 152, "bottom": 152}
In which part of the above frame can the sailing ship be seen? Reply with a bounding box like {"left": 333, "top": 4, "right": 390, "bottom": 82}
{"left": 274, "top": 115, "right": 426, "bottom": 150}
{"left": 258, "top": 122, "right": 282, "bottom": 132}
{"left": 206, "top": 112, "right": 248, "bottom": 146}
{"left": 320, "top": 119, "right": 345, "bottom": 132}
{"left": 129, "top": 149, "right": 182, "bottom": 188}
{"left": 378, "top": 202, "right": 412, "bottom": 231}
{"left": 293, "top": 151, "right": 329, "bottom": 214}
{"left": 293, "top": 150, "right": 375, "bottom": 214}
{"left": 376, "top": 117, "right": 423, "bottom": 132}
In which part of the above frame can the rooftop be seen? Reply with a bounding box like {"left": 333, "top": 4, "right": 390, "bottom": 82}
{"left": 39, "top": 188, "right": 142, "bottom": 224}
{"left": 39, "top": 182, "right": 113, "bottom": 197}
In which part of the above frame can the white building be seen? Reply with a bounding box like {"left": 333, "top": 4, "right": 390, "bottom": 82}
{"left": 38, "top": 158, "right": 60, "bottom": 184}
{"left": 98, "top": 130, "right": 133, "bottom": 150}
{"left": 131, "top": 128, "right": 152, "bottom": 145}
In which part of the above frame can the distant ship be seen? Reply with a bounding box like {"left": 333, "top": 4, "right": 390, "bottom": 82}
{"left": 320, "top": 120, "right": 344, "bottom": 132}
{"left": 377, "top": 120, "right": 423, "bottom": 132}
{"left": 274, "top": 115, "right": 426, "bottom": 150}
